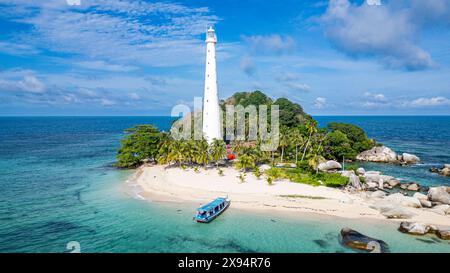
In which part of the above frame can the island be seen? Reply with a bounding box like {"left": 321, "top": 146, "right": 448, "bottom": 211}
{"left": 116, "top": 91, "right": 450, "bottom": 241}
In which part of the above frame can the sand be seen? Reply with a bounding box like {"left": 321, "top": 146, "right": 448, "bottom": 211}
{"left": 131, "top": 164, "right": 450, "bottom": 227}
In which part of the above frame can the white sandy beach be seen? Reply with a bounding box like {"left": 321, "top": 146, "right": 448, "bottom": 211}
{"left": 131, "top": 164, "right": 450, "bottom": 227}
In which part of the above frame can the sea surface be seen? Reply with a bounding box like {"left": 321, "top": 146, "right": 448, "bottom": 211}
{"left": 0, "top": 116, "right": 449, "bottom": 253}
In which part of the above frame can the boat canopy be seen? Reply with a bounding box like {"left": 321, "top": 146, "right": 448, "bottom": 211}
{"left": 197, "top": 198, "right": 226, "bottom": 213}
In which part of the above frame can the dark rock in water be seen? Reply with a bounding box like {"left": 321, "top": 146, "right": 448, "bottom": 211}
{"left": 415, "top": 238, "right": 436, "bottom": 244}
{"left": 340, "top": 227, "right": 389, "bottom": 253}
{"left": 313, "top": 239, "right": 329, "bottom": 248}
{"left": 430, "top": 166, "right": 450, "bottom": 177}
{"left": 436, "top": 230, "right": 450, "bottom": 240}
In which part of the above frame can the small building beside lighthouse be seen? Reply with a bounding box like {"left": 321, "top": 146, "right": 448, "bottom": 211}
{"left": 202, "top": 26, "right": 222, "bottom": 143}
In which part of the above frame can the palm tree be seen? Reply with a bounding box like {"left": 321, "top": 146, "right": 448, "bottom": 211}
{"left": 210, "top": 139, "right": 227, "bottom": 168}
{"left": 156, "top": 136, "right": 172, "bottom": 165}
{"left": 169, "top": 140, "right": 185, "bottom": 167}
{"left": 301, "top": 120, "right": 318, "bottom": 162}
{"left": 291, "top": 128, "right": 305, "bottom": 164}
{"left": 194, "top": 139, "right": 211, "bottom": 168}
{"left": 235, "top": 154, "right": 255, "bottom": 172}
{"left": 279, "top": 127, "right": 290, "bottom": 164}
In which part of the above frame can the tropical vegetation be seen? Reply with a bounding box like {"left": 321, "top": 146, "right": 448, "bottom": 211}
{"left": 116, "top": 91, "right": 377, "bottom": 188}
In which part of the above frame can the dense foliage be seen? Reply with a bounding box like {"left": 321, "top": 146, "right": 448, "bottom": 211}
{"left": 116, "top": 125, "right": 164, "bottom": 168}
{"left": 323, "top": 123, "right": 376, "bottom": 160}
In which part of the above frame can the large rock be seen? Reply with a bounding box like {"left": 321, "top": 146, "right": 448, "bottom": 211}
{"left": 436, "top": 230, "right": 450, "bottom": 240}
{"left": 398, "top": 222, "right": 431, "bottom": 235}
{"left": 388, "top": 179, "right": 400, "bottom": 187}
{"left": 357, "top": 167, "right": 365, "bottom": 175}
{"left": 413, "top": 192, "right": 432, "bottom": 208}
{"left": 371, "top": 190, "right": 387, "bottom": 198}
{"left": 340, "top": 170, "right": 355, "bottom": 178}
{"left": 430, "top": 165, "right": 450, "bottom": 177}
{"left": 340, "top": 228, "right": 389, "bottom": 253}
{"left": 385, "top": 193, "right": 422, "bottom": 208}
{"left": 318, "top": 160, "right": 342, "bottom": 172}
{"left": 259, "top": 164, "right": 271, "bottom": 171}
{"left": 430, "top": 204, "right": 450, "bottom": 215}
{"left": 349, "top": 174, "right": 362, "bottom": 190}
{"left": 356, "top": 146, "right": 397, "bottom": 163}
{"left": 401, "top": 153, "right": 420, "bottom": 164}
{"left": 371, "top": 202, "right": 415, "bottom": 219}
{"left": 407, "top": 183, "right": 420, "bottom": 191}
{"left": 427, "top": 186, "right": 450, "bottom": 205}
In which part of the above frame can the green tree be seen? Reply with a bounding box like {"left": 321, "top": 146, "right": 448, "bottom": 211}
{"left": 193, "top": 139, "right": 211, "bottom": 168}
{"left": 116, "top": 125, "right": 162, "bottom": 168}
{"left": 301, "top": 120, "right": 318, "bottom": 162}
{"left": 210, "top": 139, "right": 227, "bottom": 168}
{"left": 235, "top": 154, "right": 255, "bottom": 172}
{"left": 279, "top": 127, "right": 290, "bottom": 163}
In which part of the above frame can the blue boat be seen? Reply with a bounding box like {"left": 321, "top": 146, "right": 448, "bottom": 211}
{"left": 194, "top": 197, "right": 230, "bottom": 223}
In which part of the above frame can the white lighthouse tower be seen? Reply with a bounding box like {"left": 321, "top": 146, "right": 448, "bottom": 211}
{"left": 202, "top": 26, "right": 222, "bottom": 143}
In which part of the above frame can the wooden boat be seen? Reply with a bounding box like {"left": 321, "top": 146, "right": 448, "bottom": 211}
{"left": 194, "top": 197, "right": 230, "bottom": 223}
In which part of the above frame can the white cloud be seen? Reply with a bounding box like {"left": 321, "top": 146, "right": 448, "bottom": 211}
{"left": 364, "top": 92, "right": 387, "bottom": 102}
{"left": 0, "top": 0, "right": 221, "bottom": 67}
{"left": 285, "top": 82, "right": 311, "bottom": 92}
{"left": 0, "top": 70, "right": 46, "bottom": 93}
{"left": 409, "top": 96, "right": 450, "bottom": 107}
{"left": 319, "top": 0, "right": 445, "bottom": 70}
{"left": 313, "top": 97, "right": 327, "bottom": 108}
{"left": 75, "top": 61, "right": 137, "bottom": 72}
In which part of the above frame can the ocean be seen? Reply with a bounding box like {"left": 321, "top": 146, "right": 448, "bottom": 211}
{"left": 0, "top": 116, "right": 449, "bottom": 253}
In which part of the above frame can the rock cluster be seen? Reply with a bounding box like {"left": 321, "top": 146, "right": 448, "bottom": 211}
{"left": 398, "top": 222, "right": 450, "bottom": 240}
{"left": 356, "top": 146, "right": 420, "bottom": 165}
{"left": 429, "top": 164, "right": 450, "bottom": 177}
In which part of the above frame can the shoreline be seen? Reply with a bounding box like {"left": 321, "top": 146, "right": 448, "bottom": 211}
{"left": 128, "top": 164, "right": 450, "bottom": 228}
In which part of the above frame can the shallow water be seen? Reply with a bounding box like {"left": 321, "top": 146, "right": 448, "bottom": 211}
{"left": 0, "top": 116, "right": 449, "bottom": 252}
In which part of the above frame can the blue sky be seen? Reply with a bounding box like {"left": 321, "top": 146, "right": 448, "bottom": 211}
{"left": 0, "top": 0, "right": 450, "bottom": 116}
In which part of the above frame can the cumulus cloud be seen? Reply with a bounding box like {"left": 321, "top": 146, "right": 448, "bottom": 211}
{"left": 364, "top": 92, "right": 387, "bottom": 102}
{"left": 0, "top": 71, "right": 46, "bottom": 93}
{"left": 313, "top": 97, "right": 327, "bottom": 108}
{"left": 242, "top": 34, "right": 296, "bottom": 55}
{"left": 319, "top": 0, "right": 450, "bottom": 70}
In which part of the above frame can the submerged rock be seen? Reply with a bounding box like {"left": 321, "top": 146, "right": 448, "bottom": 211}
{"left": 356, "top": 146, "right": 397, "bottom": 163}
{"left": 428, "top": 186, "right": 450, "bottom": 205}
{"left": 340, "top": 228, "right": 389, "bottom": 253}
{"left": 430, "top": 165, "right": 450, "bottom": 177}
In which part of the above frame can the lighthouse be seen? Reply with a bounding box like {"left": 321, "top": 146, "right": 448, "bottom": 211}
{"left": 202, "top": 26, "right": 222, "bottom": 143}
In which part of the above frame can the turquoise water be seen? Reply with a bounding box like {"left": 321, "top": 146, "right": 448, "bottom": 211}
{"left": 0, "top": 116, "right": 449, "bottom": 253}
